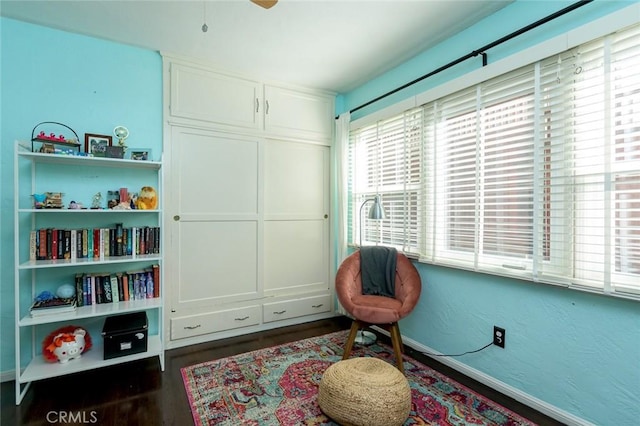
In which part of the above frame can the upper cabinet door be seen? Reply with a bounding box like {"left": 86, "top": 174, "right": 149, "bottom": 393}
{"left": 263, "top": 85, "right": 334, "bottom": 143}
{"left": 170, "top": 63, "right": 262, "bottom": 130}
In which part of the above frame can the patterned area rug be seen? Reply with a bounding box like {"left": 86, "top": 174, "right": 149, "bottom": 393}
{"left": 181, "top": 330, "right": 536, "bottom": 426}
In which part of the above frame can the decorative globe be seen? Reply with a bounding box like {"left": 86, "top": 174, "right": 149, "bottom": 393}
{"left": 56, "top": 284, "right": 76, "bottom": 299}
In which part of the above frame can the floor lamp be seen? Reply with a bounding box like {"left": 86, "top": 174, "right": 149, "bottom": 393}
{"left": 356, "top": 194, "right": 387, "bottom": 345}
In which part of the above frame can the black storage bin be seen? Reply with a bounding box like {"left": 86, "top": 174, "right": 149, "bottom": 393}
{"left": 102, "top": 311, "right": 148, "bottom": 360}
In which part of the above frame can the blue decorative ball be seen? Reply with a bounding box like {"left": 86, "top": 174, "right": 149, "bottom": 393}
{"left": 56, "top": 284, "right": 75, "bottom": 299}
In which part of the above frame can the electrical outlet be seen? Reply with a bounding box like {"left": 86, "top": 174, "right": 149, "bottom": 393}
{"left": 493, "top": 326, "right": 506, "bottom": 348}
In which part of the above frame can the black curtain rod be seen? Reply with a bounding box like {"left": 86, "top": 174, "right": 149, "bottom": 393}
{"left": 340, "top": 0, "right": 593, "bottom": 119}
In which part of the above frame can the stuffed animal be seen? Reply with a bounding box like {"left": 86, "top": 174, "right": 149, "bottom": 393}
{"left": 135, "top": 186, "right": 157, "bottom": 210}
{"left": 42, "top": 325, "right": 92, "bottom": 363}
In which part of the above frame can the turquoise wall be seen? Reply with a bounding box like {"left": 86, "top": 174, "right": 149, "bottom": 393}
{"left": 338, "top": 1, "right": 640, "bottom": 425}
{"left": 2, "top": 1, "right": 639, "bottom": 424}
{"left": 0, "top": 18, "right": 162, "bottom": 373}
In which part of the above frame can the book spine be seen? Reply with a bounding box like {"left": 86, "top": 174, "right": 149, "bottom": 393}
{"left": 110, "top": 274, "right": 119, "bottom": 303}
{"left": 116, "top": 273, "right": 124, "bottom": 301}
{"left": 87, "top": 228, "right": 93, "bottom": 259}
{"left": 145, "top": 269, "right": 154, "bottom": 299}
{"left": 75, "top": 273, "right": 84, "bottom": 307}
{"left": 70, "top": 230, "right": 77, "bottom": 261}
{"left": 82, "top": 229, "right": 88, "bottom": 258}
{"left": 46, "top": 228, "right": 53, "bottom": 260}
{"left": 139, "top": 227, "right": 146, "bottom": 255}
{"left": 64, "top": 230, "right": 71, "bottom": 259}
{"left": 122, "top": 273, "right": 130, "bottom": 301}
{"left": 102, "top": 228, "right": 109, "bottom": 259}
{"left": 76, "top": 228, "right": 83, "bottom": 259}
{"left": 51, "top": 229, "right": 58, "bottom": 260}
{"left": 38, "top": 228, "right": 46, "bottom": 260}
{"left": 123, "top": 228, "right": 131, "bottom": 256}
{"left": 82, "top": 274, "right": 89, "bottom": 306}
{"left": 102, "top": 275, "right": 112, "bottom": 303}
{"left": 93, "top": 228, "right": 100, "bottom": 258}
{"left": 29, "top": 231, "right": 36, "bottom": 261}
{"left": 152, "top": 264, "right": 160, "bottom": 298}
{"left": 57, "top": 228, "right": 64, "bottom": 259}
{"left": 115, "top": 223, "right": 124, "bottom": 257}
{"left": 131, "top": 227, "right": 138, "bottom": 258}
{"left": 91, "top": 275, "right": 97, "bottom": 304}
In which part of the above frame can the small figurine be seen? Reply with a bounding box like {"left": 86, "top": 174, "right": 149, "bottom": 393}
{"left": 68, "top": 200, "right": 85, "bottom": 209}
{"left": 91, "top": 192, "right": 103, "bottom": 209}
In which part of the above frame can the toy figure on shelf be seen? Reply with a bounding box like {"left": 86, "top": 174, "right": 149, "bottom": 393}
{"left": 68, "top": 201, "right": 85, "bottom": 209}
{"left": 91, "top": 192, "right": 103, "bottom": 209}
{"left": 135, "top": 186, "right": 158, "bottom": 210}
{"left": 42, "top": 325, "right": 92, "bottom": 363}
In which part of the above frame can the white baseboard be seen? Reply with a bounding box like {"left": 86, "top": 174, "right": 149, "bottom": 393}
{"left": 372, "top": 326, "right": 594, "bottom": 426}
{"left": 1, "top": 370, "right": 15, "bottom": 383}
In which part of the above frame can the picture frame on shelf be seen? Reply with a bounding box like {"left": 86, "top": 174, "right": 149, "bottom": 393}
{"left": 84, "top": 133, "right": 112, "bottom": 157}
{"left": 127, "top": 148, "right": 152, "bottom": 161}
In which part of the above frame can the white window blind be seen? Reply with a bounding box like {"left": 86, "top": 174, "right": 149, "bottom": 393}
{"left": 347, "top": 23, "right": 640, "bottom": 299}
{"left": 348, "top": 108, "right": 423, "bottom": 255}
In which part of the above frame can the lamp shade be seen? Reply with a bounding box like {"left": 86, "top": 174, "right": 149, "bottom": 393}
{"left": 359, "top": 195, "right": 387, "bottom": 247}
{"left": 368, "top": 195, "right": 386, "bottom": 220}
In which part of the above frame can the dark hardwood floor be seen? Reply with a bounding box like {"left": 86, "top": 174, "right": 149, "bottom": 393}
{"left": 1, "top": 316, "right": 564, "bottom": 425}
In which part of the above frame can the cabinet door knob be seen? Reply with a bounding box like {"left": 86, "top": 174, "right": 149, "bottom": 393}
{"left": 265, "top": 100, "right": 270, "bottom": 115}
{"left": 173, "top": 215, "right": 180, "bottom": 221}
{"left": 256, "top": 98, "right": 260, "bottom": 113}
{"left": 324, "top": 214, "right": 328, "bottom": 219}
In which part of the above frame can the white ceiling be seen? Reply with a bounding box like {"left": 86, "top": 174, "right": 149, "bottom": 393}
{"left": 0, "top": 0, "right": 512, "bottom": 93}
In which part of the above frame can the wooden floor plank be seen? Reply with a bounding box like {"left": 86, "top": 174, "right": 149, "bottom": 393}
{"left": 0, "top": 316, "right": 562, "bottom": 425}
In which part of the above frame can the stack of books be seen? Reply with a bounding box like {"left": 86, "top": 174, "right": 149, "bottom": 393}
{"left": 29, "top": 297, "right": 77, "bottom": 317}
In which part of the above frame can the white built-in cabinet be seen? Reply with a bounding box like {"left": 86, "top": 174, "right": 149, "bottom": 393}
{"left": 162, "top": 55, "right": 335, "bottom": 347}
{"left": 167, "top": 60, "right": 334, "bottom": 143}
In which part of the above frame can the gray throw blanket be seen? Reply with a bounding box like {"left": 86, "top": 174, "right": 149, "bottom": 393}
{"left": 360, "top": 246, "right": 397, "bottom": 298}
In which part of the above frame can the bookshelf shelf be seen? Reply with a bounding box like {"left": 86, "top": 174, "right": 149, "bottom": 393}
{"left": 18, "top": 298, "right": 163, "bottom": 326}
{"left": 18, "top": 336, "right": 163, "bottom": 384}
{"left": 13, "top": 141, "right": 165, "bottom": 405}
{"left": 18, "top": 254, "right": 162, "bottom": 270}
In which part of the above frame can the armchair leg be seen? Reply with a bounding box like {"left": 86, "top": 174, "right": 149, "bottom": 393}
{"left": 389, "top": 322, "right": 404, "bottom": 374}
{"left": 342, "top": 320, "right": 361, "bottom": 360}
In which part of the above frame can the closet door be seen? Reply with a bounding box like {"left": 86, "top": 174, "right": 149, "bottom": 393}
{"left": 167, "top": 127, "right": 262, "bottom": 313}
{"left": 263, "top": 139, "right": 330, "bottom": 296}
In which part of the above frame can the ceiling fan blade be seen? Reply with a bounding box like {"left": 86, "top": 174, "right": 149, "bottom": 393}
{"left": 251, "top": 0, "right": 278, "bottom": 9}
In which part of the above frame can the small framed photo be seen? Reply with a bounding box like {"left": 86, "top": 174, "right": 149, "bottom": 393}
{"left": 128, "top": 148, "right": 152, "bottom": 161}
{"left": 84, "top": 133, "right": 112, "bottom": 157}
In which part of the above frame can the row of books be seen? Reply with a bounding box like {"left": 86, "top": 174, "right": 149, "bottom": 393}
{"left": 74, "top": 265, "right": 160, "bottom": 307}
{"left": 29, "top": 225, "right": 160, "bottom": 261}
{"left": 28, "top": 266, "right": 160, "bottom": 317}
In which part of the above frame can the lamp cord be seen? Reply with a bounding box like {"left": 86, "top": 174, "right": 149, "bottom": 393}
{"left": 421, "top": 341, "right": 493, "bottom": 358}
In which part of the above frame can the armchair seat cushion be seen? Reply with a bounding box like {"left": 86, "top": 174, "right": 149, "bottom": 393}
{"left": 350, "top": 294, "right": 402, "bottom": 324}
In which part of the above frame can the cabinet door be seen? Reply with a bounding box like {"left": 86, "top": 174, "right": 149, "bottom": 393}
{"left": 170, "top": 63, "right": 262, "bottom": 130}
{"left": 263, "top": 85, "right": 334, "bottom": 142}
{"left": 263, "top": 140, "right": 330, "bottom": 295}
{"left": 167, "top": 127, "right": 261, "bottom": 313}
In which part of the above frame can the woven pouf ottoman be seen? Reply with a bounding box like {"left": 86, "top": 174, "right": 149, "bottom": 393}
{"left": 318, "top": 357, "right": 411, "bottom": 426}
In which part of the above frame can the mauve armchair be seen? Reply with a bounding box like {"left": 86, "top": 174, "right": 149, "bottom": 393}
{"left": 336, "top": 250, "right": 422, "bottom": 374}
